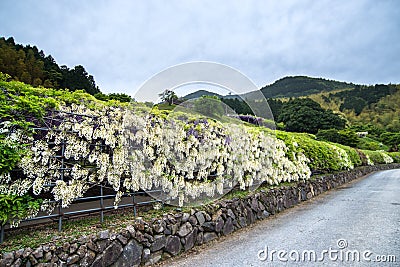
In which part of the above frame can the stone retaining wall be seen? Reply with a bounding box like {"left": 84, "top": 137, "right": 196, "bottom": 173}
{"left": 1, "top": 164, "right": 399, "bottom": 267}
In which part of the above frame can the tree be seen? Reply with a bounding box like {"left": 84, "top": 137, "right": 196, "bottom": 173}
{"left": 267, "top": 98, "right": 284, "bottom": 119}
{"left": 380, "top": 132, "right": 400, "bottom": 151}
{"left": 339, "top": 96, "right": 367, "bottom": 115}
{"left": 94, "top": 92, "right": 133, "bottom": 103}
{"left": 94, "top": 92, "right": 109, "bottom": 101}
{"left": 108, "top": 93, "right": 132, "bottom": 103}
{"left": 221, "top": 98, "right": 253, "bottom": 115}
{"left": 60, "top": 65, "right": 100, "bottom": 95}
{"left": 159, "top": 89, "right": 178, "bottom": 105}
{"left": 43, "top": 79, "right": 53, "bottom": 88}
{"left": 20, "top": 71, "right": 31, "bottom": 84}
{"left": 0, "top": 37, "right": 101, "bottom": 95}
{"left": 278, "top": 98, "right": 346, "bottom": 134}
{"left": 316, "top": 129, "right": 359, "bottom": 147}
{"left": 33, "top": 77, "right": 42, "bottom": 87}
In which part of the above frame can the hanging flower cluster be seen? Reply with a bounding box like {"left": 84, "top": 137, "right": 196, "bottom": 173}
{"left": 1, "top": 100, "right": 370, "bottom": 212}
{"left": 123, "top": 111, "right": 311, "bottom": 205}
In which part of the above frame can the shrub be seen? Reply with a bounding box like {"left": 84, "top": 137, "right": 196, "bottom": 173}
{"left": 361, "top": 150, "right": 394, "bottom": 165}
{"left": 276, "top": 131, "right": 353, "bottom": 173}
{"left": 316, "top": 129, "right": 359, "bottom": 147}
{"left": 357, "top": 137, "right": 389, "bottom": 151}
{"left": 0, "top": 194, "right": 42, "bottom": 227}
{"left": 388, "top": 152, "right": 400, "bottom": 163}
{"left": 334, "top": 143, "right": 362, "bottom": 167}
{"left": 380, "top": 132, "right": 400, "bottom": 152}
{"left": 356, "top": 149, "right": 370, "bottom": 166}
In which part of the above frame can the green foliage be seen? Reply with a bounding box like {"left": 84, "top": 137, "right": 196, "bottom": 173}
{"left": 155, "top": 103, "right": 176, "bottom": 112}
{"left": 296, "top": 139, "right": 342, "bottom": 172}
{"left": 362, "top": 150, "right": 392, "bottom": 164}
{"left": 349, "top": 124, "right": 386, "bottom": 139}
{"left": 193, "top": 96, "right": 225, "bottom": 118}
{"left": 301, "top": 83, "right": 400, "bottom": 133}
{"left": 108, "top": 93, "right": 132, "bottom": 103}
{"left": 334, "top": 84, "right": 397, "bottom": 113}
{"left": 316, "top": 129, "right": 359, "bottom": 147}
{"left": 276, "top": 131, "right": 352, "bottom": 172}
{"left": 339, "top": 96, "right": 367, "bottom": 115}
{"left": 0, "top": 138, "right": 25, "bottom": 174}
{"left": 159, "top": 89, "right": 178, "bottom": 105}
{"left": 0, "top": 76, "right": 122, "bottom": 118}
{"left": 380, "top": 132, "right": 400, "bottom": 152}
{"left": 0, "top": 72, "right": 11, "bottom": 82}
{"left": 333, "top": 143, "right": 362, "bottom": 167}
{"left": 357, "top": 137, "right": 388, "bottom": 151}
{"left": 275, "top": 131, "right": 300, "bottom": 161}
{"left": 267, "top": 98, "right": 283, "bottom": 119}
{"left": 183, "top": 90, "right": 222, "bottom": 100}
{"left": 355, "top": 149, "right": 369, "bottom": 166}
{"left": 0, "top": 37, "right": 100, "bottom": 95}
{"left": 93, "top": 92, "right": 108, "bottom": 101}
{"left": 389, "top": 152, "right": 400, "bottom": 163}
{"left": 221, "top": 98, "right": 253, "bottom": 115}
{"left": 0, "top": 76, "right": 129, "bottom": 176}
{"left": 353, "top": 88, "right": 400, "bottom": 132}
{"left": 60, "top": 65, "right": 100, "bottom": 95}
{"left": 278, "top": 98, "right": 346, "bottom": 134}
{"left": 0, "top": 194, "right": 42, "bottom": 226}
{"left": 94, "top": 92, "right": 133, "bottom": 103}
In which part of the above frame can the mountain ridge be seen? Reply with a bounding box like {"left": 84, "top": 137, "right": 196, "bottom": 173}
{"left": 183, "top": 75, "right": 357, "bottom": 100}
{"left": 259, "top": 75, "right": 355, "bottom": 98}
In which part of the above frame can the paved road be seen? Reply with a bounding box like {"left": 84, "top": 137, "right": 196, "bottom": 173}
{"left": 160, "top": 169, "right": 400, "bottom": 266}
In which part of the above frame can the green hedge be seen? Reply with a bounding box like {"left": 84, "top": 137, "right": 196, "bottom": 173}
{"left": 389, "top": 152, "right": 400, "bottom": 163}
{"left": 276, "top": 131, "right": 354, "bottom": 173}
{"left": 361, "top": 150, "right": 393, "bottom": 164}
{"left": 333, "top": 143, "right": 363, "bottom": 167}
{"left": 357, "top": 137, "right": 389, "bottom": 151}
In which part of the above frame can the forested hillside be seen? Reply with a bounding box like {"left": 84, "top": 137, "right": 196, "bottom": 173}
{"left": 258, "top": 76, "right": 354, "bottom": 98}
{"left": 344, "top": 88, "right": 400, "bottom": 132}
{"left": 0, "top": 37, "right": 100, "bottom": 95}
{"left": 305, "top": 84, "right": 400, "bottom": 131}
{"left": 182, "top": 77, "right": 399, "bottom": 135}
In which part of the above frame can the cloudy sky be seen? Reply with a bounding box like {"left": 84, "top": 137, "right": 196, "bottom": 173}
{"left": 1, "top": 0, "right": 399, "bottom": 99}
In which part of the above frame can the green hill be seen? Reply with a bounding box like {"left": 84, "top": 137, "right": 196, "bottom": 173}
{"left": 259, "top": 76, "right": 355, "bottom": 98}
{"left": 182, "top": 89, "right": 222, "bottom": 99}
{"left": 184, "top": 76, "right": 354, "bottom": 101}
{"left": 0, "top": 36, "right": 100, "bottom": 95}
{"left": 182, "top": 76, "right": 400, "bottom": 133}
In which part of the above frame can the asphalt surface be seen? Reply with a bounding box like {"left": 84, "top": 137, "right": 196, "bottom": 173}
{"left": 160, "top": 169, "right": 400, "bottom": 267}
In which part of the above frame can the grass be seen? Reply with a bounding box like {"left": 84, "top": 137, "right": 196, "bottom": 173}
{"left": 156, "top": 103, "right": 177, "bottom": 111}
{"left": 224, "top": 189, "right": 251, "bottom": 200}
